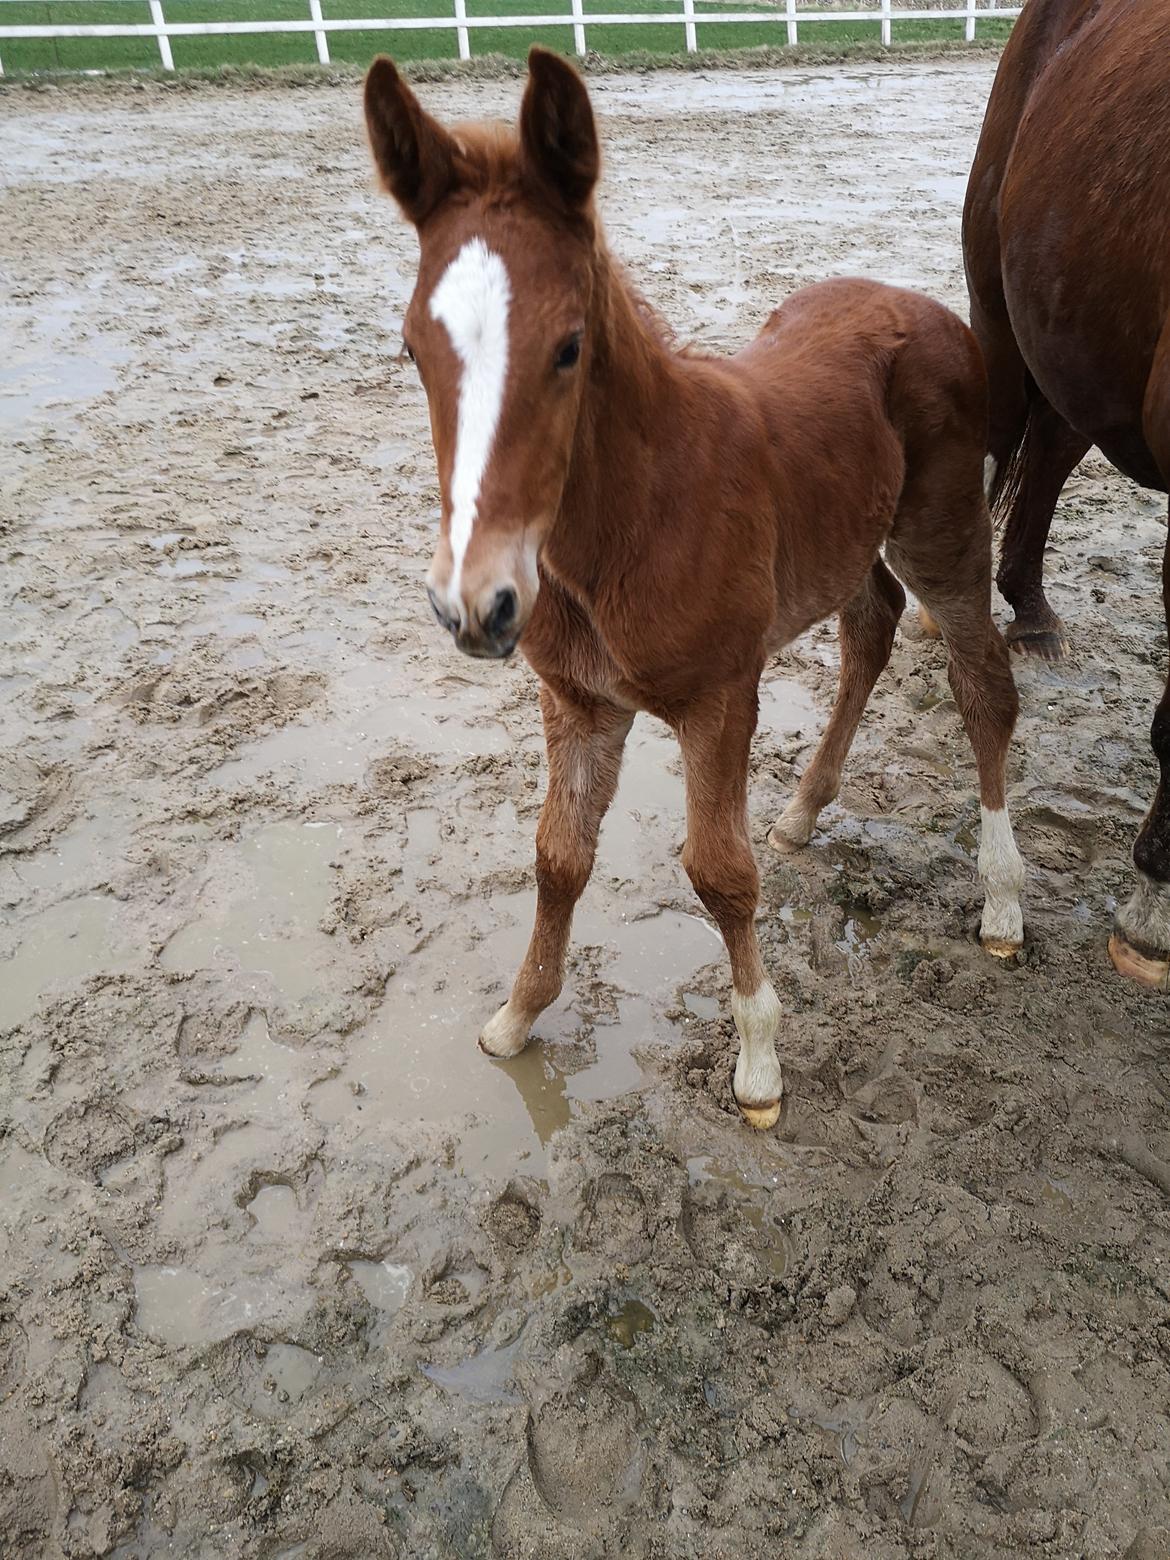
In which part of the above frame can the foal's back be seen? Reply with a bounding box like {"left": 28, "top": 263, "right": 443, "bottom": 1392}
{"left": 730, "top": 277, "right": 987, "bottom": 638}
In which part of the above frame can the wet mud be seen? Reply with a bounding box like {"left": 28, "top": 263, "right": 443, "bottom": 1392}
{"left": 4, "top": 59, "right": 1170, "bottom": 1558}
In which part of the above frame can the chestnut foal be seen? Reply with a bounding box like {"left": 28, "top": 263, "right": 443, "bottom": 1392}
{"left": 365, "top": 49, "right": 1026, "bottom": 1129}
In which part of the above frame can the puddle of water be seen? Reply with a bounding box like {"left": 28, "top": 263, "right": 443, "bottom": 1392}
{"left": 160, "top": 821, "right": 346, "bottom": 1006}
{"left": 0, "top": 326, "right": 130, "bottom": 436}
{"left": 809, "top": 1399, "right": 871, "bottom": 1467}
{"left": 316, "top": 892, "right": 722, "bottom": 1178}
{"left": 236, "top": 1342, "right": 323, "bottom": 1418}
{"left": 157, "top": 557, "right": 209, "bottom": 580}
{"left": 606, "top": 1298, "right": 656, "bottom": 1350}
{"left": 133, "top": 1262, "right": 303, "bottom": 1347}
{"left": 598, "top": 718, "right": 684, "bottom": 874}
{"left": 214, "top": 661, "right": 509, "bottom": 789}
{"left": 246, "top": 1183, "right": 301, "bottom": 1242}
{"left": 836, "top": 906, "right": 884, "bottom": 960}
{"left": 758, "top": 675, "right": 819, "bottom": 735}
{"left": 346, "top": 1258, "right": 412, "bottom": 1313}
{"left": 0, "top": 894, "right": 131, "bottom": 1029}
{"left": 687, "top": 1154, "right": 791, "bottom": 1278}
{"left": 683, "top": 992, "right": 720, "bottom": 1021}
{"left": 0, "top": 808, "right": 132, "bottom": 899}
{"left": 421, "top": 1334, "right": 524, "bottom": 1405}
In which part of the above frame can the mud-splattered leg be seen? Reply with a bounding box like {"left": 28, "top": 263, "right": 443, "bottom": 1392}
{"left": 678, "top": 683, "right": 783, "bottom": 1129}
{"left": 770, "top": 559, "right": 904, "bottom": 849}
{"left": 479, "top": 685, "right": 632, "bottom": 1057}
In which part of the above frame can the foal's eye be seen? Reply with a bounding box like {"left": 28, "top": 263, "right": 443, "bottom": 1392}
{"left": 554, "top": 333, "right": 582, "bottom": 372}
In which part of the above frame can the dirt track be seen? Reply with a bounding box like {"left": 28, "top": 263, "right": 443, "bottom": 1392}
{"left": 4, "top": 58, "right": 1170, "bottom": 1559}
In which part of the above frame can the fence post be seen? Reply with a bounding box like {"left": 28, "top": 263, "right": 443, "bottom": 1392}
{"left": 308, "top": 0, "right": 330, "bottom": 62}
{"left": 786, "top": 0, "right": 797, "bottom": 46}
{"left": 965, "top": 0, "right": 976, "bottom": 40}
{"left": 570, "top": 0, "right": 586, "bottom": 56}
{"left": 148, "top": 0, "right": 174, "bottom": 71}
{"left": 452, "top": 0, "right": 470, "bottom": 59}
{"left": 682, "top": 0, "right": 696, "bottom": 53}
{"left": 880, "top": 0, "right": 890, "bottom": 45}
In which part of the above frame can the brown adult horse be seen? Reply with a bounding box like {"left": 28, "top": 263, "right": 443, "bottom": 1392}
{"left": 365, "top": 49, "right": 1026, "bottom": 1128}
{"left": 963, "top": 0, "right": 1170, "bottom": 988}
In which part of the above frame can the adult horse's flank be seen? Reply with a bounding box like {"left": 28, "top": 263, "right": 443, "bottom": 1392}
{"left": 964, "top": 0, "right": 1170, "bottom": 988}
{"left": 366, "top": 49, "right": 1026, "bottom": 1127}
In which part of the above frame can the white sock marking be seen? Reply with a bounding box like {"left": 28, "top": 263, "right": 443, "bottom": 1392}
{"left": 429, "top": 239, "right": 511, "bottom": 603}
{"left": 731, "top": 982, "right": 783, "bottom": 1106}
{"left": 978, "top": 805, "right": 1025, "bottom": 947}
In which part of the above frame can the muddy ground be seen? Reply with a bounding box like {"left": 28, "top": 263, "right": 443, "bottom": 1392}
{"left": 4, "top": 57, "right": 1170, "bottom": 1559}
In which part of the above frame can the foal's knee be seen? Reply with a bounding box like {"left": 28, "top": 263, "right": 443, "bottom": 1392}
{"left": 682, "top": 836, "right": 759, "bottom": 927}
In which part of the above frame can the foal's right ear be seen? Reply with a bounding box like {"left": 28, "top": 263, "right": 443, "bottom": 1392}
{"left": 520, "top": 47, "right": 600, "bottom": 211}
{"left": 364, "top": 56, "right": 459, "bottom": 225}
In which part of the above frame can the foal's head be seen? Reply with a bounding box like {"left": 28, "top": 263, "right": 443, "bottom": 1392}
{"left": 365, "top": 49, "right": 601, "bottom": 658}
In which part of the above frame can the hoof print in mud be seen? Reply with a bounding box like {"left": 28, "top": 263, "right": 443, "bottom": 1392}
{"left": 573, "top": 1173, "right": 650, "bottom": 1265}
{"left": 44, "top": 1100, "right": 139, "bottom": 1183}
{"left": 492, "top": 1374, "right": 646, "bottom": 1557}
{"left": 486, "top": 1184, "right": 543, "bottom": 1253}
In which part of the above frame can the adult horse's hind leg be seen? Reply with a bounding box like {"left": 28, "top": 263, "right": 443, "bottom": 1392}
{"left": 887, "top": 506, "right": 1026, "bottom": 955}
{"left": 994, "top": 393, "right": 1090, "bottom": 661}
{"left": 479, "top": 684, "right": 632, "bottom": 1057}
{"left": 769, "top": 559, "right": 905, "bottom": 850}
{"left": 1112, "top": 508, "right": 1170, "bottom": 990}
{"left": 678, "top": 683, "right": 784, "bottom": 1130}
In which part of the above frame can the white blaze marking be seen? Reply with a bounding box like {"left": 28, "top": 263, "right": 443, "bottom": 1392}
{"left": 428, "top": 238, "right": 511, "bottom": 603}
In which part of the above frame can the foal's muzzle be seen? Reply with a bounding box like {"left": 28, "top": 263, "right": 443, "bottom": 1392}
{"left": 427, "top": 583, "right": 519, "bottom": 660}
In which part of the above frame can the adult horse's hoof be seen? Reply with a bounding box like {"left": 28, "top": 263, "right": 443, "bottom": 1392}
{"left": 1004, "top": 622, "right": 1070, "bottom": 662}
{"left": 1108, "top": 932, "right": 1170, "bottom": 993}
{"left": 738, "top": 1098, "right": 782, "bottom": 1131}
{"left": 478, "top": 1001, "right": 532, "bottom": 1058}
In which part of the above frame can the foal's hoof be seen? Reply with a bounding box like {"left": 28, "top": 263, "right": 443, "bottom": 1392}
{"left": 478, "top": 1001, "right": 531, "bottom": 1058}
{"left": 917, "top": 604, "right": 942, "bottom": 640}
{"left": 980, "top": 932, "right": 1023, "bottom": 960}
{"left": 767, "top": 807, "right": 815, "bottom": 853}
{"left": 1108, "top": 932, "right": 1170, "bottom": 993}
{"left": 737, "top": 1098, "right": 782, "bottom": 1132}
{"left": 1004, "top": 622, "right": 1070, "bottom": 662}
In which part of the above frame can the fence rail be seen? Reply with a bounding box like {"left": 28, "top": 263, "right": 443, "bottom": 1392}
{"left": 0, "top": 0, "right": 1022, "bottom": 75}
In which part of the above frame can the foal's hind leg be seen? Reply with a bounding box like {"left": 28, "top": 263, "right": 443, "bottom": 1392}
{"left": 480, "top": 683, "right": 632, "bottom": 1057}
{"left": 887, "top": 511, "right": 1026, "bottom": 954}
{"left": 769, "top": 559, "right": 905, "bottom": 850}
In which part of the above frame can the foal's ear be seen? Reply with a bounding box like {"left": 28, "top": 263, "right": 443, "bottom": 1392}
{"left": 519, "top": 47, "right": 600, "bottom": 211}
{"left": 364, "top": 56, "right": 459, "bottom": 225}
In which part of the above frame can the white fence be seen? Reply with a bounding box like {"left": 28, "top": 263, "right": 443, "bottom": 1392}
{"left": 0, "top": 0, "right": 1021, "bottom": 75}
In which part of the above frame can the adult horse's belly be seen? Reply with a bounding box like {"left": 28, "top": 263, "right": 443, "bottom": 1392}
{"left": 997, "top": 0, "right": 1170, "bottom": 492}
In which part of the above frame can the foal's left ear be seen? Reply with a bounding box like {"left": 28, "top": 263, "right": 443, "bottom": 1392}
{"left": 519, "top": 47, "right": 600, "bottom": 211}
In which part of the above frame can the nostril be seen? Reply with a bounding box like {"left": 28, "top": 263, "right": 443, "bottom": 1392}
{"left": 484, "top": 587, "right": 517, "bottom": 641}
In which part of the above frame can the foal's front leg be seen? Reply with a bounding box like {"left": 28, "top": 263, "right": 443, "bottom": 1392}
{"left": 678, "top": 686, "right": 784, "bottom": 1130}
{"left": 479, "top": 683, "right": 633, "bottom": 1058}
